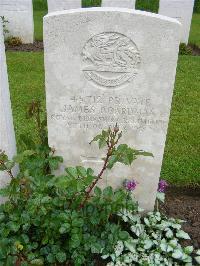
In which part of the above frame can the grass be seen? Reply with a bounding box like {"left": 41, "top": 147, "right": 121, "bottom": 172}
{"left": 189, "top": 14, "right": 200, "bottom": 47}
{"left": 135, "top": 0, "right": 159, "bottom": 13}
{"left": 161, "top": 55, "right": 200, "bottom": 185}
{"left": 6, "top": 51, "right": 200, "bottom": 186}
{"left": 34, "top": 11, "right": 47, "bottom": 41}
{"left": 6, "top": 52, "right": 45, "bottom": 150}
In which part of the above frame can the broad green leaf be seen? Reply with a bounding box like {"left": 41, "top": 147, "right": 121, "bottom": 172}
{"left": 118, "top": 231, "right": 129, "bottom": 240}
{"left": 99, "top": 138, "right": 107, "bottom": 149}
{"left": 195, "top": 256, "right": 200, "bottom": 264}
{"left": 156, "top": 192, "right": 165, "bottom": 203}
{"left": 196, "top": 250, "right": 200, "bottom": 256}
{"left": 144, "top": 239, "right": 153, "bottom": 250}
{"left": 65, "top": 167, "right": 78, "bottom": 178}
{"left": 176, "top": 230, "right": 191, "bottom": 240}
{"left": 76, "top": 166, "right": 87, "bottom": 177}
{"left": 56, "top": 252, "right": 66, "bottom": 263}
{"left": 184, "top": 246, "right": 194, "bottom": 254}
{"left": 30, "top": 258, "right": 44, "bottom": 265}
{"left": 5, "top": 161, "right": 15, "bottom": 170}
{"left": 47, "top": 254, "right": 55, "bottom": 263}
{"left": 94, "top": 186, "right": 102, "bottom": 196}
{"left": 134, "top": 150, "right": 153, "bottom": 157}
{"left": 165, "top": 228, "right": 174, "bottom": 239}
{"left": 14, "top": 150, "right": 35, "bottom": 163}
{"left": 103, "top": 186, "right": 113, "bottom": 198}
{"left": 172, "top": 249, "right": 183, "bottom": 259}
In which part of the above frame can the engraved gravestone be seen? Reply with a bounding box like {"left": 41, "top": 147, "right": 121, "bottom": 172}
{"left": 0, "top": 0, "right": 34, "bottom": 43}
{"left": 102, "top": 0, "right": 136, "bottom": 8}
{"left": 44, "top": 8, "right": 181, "bottom": 210}
{"left": 159, "top": 0, "right": 195, "bottom": 44}
{"left": 0, "top": 22, "right": 17, "bottom": 198}
{"left": 48, "top": 0, "right": 81, "bottom": 13}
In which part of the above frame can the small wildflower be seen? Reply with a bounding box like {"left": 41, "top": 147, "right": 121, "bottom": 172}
{"left": 157, "top": 180, "right": 168, "bottom": 193}
{"left": 124, "top": 179, "right": 137, "bottom": 191}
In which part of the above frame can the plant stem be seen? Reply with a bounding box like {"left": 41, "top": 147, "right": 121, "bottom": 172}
{"left": 79, "top": 127, "right": 122, "bottom": 209}
{"left": 79, "top": 147, "right": 112, "bottom": 209}
{"left": 0, "top": 160, "right": 15, "bottom": 179}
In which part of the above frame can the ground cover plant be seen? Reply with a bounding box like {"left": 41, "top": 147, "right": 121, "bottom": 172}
{"left": 0, "top": 105, "right": 199, "bottom": 266}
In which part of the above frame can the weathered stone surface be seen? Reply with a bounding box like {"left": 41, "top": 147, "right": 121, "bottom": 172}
{"left": 48, "top": 0, "right": 81, "bottom": 12}
{"left": 44, "top": 8, "right": 181, "bottom": 211}
{"left": 159, "top": 0, "right": 195, "bottom": 44}
{"left": 102, "top": 0, "right": 136, "bottom": 8}
{"left": 0, "top": 0, "right": 34, "bottom": 43}
{"left": 0, "top": 22, "right": 17, "bottom": 195}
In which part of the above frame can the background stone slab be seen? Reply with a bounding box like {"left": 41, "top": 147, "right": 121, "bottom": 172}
{"left": 47, "top": 0, "right": 81, "bottom": 12}
{"left": 102, "top": 0, "right": 136, "bottom": 8}
{"left": 0, "top": 22, "right": 17, "bottom": 198}
{"left": 159, "top": 0, "right": 195, "bottom": 44}
{"left": 0, "top": 0, "right": 34, "bottom": 43}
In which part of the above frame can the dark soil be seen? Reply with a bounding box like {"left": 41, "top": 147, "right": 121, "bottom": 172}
{"left": 5, "top": 41, "right": 200, "bottom": 56}
{"left": 189, "top": 44, "right": 200, "bottom": 56}
{"left": 161, "top": 186, "right": 200, "bottom": 249}
{"left": 5, "top": 41, "right": 43, "bottom": 52}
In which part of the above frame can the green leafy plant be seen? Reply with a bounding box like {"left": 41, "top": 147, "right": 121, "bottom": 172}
{"left": 0, "top": 102, "right": 153, "bottom": 266}
{"left": 179, "top": 43, "right": 192, "bottom": 55}
{"left": 105, "top": 210, "right": 199, "bottom": 266}
{"left": 0, "top": 103, "right": 197, "bottom": 265}
{"left": 6, "top": 36, "right": 22, "bottom": 46}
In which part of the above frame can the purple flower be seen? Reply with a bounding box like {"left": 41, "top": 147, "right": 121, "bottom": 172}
{"left": 124, "top": 179, "right": 137, "bottom": 191}
{"left": 158, "top": 180, "right": 168, "bottom": 193}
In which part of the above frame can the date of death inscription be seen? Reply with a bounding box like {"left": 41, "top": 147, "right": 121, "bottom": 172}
{"left": 50, "top": 95, "right": 168, "bottom": 132}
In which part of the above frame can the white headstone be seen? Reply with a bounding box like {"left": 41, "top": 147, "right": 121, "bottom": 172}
{"left": 102, "top": 0, "right": 136, "bottom": 8}
{"left": 159, "top": 0, "right": 195, "bottom": 44}
{"left": 0, "top": 0, "right": 34, "bottom": 43}
{"left": 0, "top": 22, "right": 17, "bottom": 194}
{"left": 48, "top": 0, "right": 81, "bottom": 13}
{"left": 44, "top": 8, "right": 181, "bottom": 211}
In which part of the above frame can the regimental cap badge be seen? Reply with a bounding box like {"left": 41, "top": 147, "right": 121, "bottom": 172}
{"left": 82, "top": 32, "right": 141, "bottom": 88}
